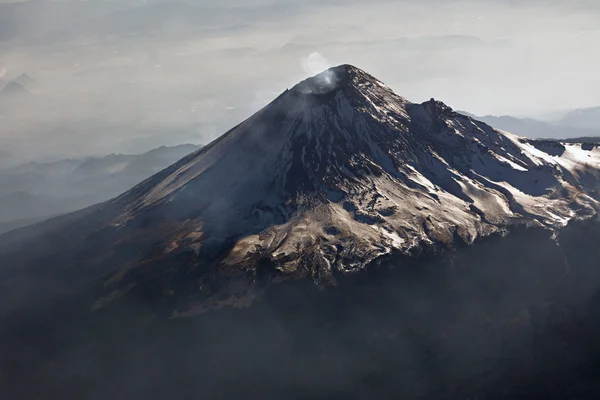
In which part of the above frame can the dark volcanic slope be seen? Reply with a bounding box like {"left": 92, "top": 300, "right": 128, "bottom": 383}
{"left": 1, "top": 65, "right": 600, "bottom": 318}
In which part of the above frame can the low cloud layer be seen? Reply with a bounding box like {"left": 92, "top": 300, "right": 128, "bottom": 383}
{"left": 0, "top": 0, "right": 599, "bottom": 164}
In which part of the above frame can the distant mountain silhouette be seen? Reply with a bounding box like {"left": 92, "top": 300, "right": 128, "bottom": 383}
{"left": 558, "top": 106, "right": 600, "bottom": 130}
{"left": 0, "top": 81, "right": 29, "bottom": 97}
{"left": 12, "top": 73, "right": 34, "bottom": 86}
{"left": 459, "top": 111, "right": 600, "bottom": 139}
{"left": 0, "top": 143, "right": 201, "bottom": 234}
{"left": 0, "top": 73, "right": 36, "bottom": 105}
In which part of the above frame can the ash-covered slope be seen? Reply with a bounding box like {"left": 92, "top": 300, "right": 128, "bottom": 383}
{"left": 2, "top": 65, "right": 600, "bottom": 316}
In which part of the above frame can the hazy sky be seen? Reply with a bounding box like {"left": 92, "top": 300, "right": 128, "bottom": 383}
{"left": 0, "top": 0, "right": 599, "bottom": 163}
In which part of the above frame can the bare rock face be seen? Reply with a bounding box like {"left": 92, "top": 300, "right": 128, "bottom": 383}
{"left": 2, "top": 65, "right": 600, "bottom": 317}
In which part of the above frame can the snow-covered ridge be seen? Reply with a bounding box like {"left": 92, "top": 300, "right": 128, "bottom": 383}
{"left": 98, "top": 65, "right": 600, "bottom": 311}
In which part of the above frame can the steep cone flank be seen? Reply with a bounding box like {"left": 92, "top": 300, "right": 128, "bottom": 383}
{"left": 2, "top": 65, "right": 600, "bottom": 316}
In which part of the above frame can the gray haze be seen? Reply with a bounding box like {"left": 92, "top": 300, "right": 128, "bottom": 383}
{"left": 1, "top": 0, "right": 599, "bottom": 164}
{"left": 0, "top": 143, "right": 201, "bottom": 234}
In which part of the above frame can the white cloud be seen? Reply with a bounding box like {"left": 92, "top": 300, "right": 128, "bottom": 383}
{"left": 1, "top": 0, "right": 599, "bottom": 163}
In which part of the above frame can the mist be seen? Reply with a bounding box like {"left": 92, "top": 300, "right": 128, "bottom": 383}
{"left": 1, "top": 0, "right": 599, "bottom": 165}
{"left": 3, "top": 218, "right": 600, "bottom": 399}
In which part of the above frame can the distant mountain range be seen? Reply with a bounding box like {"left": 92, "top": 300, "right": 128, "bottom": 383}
{"left": 460, "top": 109, "right": 600, "bottom": 140}
{"left": 0, "top": 143, "right": 201, "bottom": 234}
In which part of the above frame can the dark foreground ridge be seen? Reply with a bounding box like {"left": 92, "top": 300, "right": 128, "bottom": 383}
{"left": 1, "top": 65, "right": 600, "bottom": 399}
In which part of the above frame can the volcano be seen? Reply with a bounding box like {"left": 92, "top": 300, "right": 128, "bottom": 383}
{"left": 3, "top": 65, "right": 600, "bottom": 400}
{"left": 1, "top": 65, "right": 600, "bottom": 317}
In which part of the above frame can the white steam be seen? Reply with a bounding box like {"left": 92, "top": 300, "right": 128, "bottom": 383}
{"left": 299, "top": 52, "right": 339, "bottom": 92}
{"left": 301, "top": 52, "right": 332, "bottom": 76}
